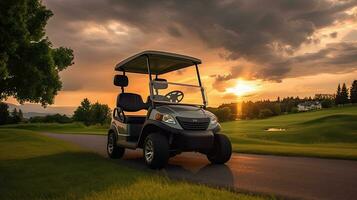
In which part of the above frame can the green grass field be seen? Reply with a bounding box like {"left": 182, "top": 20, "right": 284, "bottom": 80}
{"left": 0, "top": 122, "right": 108, "bottom": 135}
{"left": 223, "top": 105, "right": 357, "bottom": 159}
{"left": 1, "top": 105, "right": 357, "bottom": 160}
{"left": 0, "top": 128, "right": 266, "bottom": 200}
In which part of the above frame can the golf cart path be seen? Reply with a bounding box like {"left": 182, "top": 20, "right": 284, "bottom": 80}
{"left": 43, "top": 133, "right": 357, "bottom": 200}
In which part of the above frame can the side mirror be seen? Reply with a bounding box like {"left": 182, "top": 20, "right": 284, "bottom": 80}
{"left": 114, "top": 75, "right": 128, "bottom": 87}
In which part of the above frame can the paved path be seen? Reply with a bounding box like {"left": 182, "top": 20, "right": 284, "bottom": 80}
{"left": 44, "top": 133, "right": 357, "bottom": 200}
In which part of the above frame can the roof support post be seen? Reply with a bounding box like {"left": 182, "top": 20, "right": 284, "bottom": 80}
{"left": 195, "top": 63, "right": 207, "bottom": 108}
{"left": 121, "top": 70, "right": 125, "bottom": 93}
{"left": 146, "top": 55, "right": 155, "bottom": 108}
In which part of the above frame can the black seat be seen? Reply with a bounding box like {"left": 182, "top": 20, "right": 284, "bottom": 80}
{"left": 117, "top": 93, "right": 147, "bottom": 112}
{"left": 114, "top": 74, "right": 148, "bottom": 124}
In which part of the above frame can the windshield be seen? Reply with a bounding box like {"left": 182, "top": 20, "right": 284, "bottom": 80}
{"left": 150, "top": 80, "right": 207, "bottom": 106}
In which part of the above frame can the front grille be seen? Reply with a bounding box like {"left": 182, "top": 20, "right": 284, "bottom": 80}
{"left": 176, "top": 117, "right": 210, "bottom": 131}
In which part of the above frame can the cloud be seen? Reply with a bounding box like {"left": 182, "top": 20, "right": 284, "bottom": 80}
{"left": 330, "top": 32, "right": 338, "bottom": 38}
{"left": 287, "top": 42, "right": 357, "bottom": 75}
{"left": 43, "top": 0, "right": 357, "bottom": 92}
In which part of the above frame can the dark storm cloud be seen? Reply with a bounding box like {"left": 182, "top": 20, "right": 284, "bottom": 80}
{"left": 263, "top": 42, "right": 357, "bottom": 79}
{"left": 44, "top": 0, "right": 357, "bottom": 90}
{"left": 167, "top": 26, "right": 182, "bottom": 38}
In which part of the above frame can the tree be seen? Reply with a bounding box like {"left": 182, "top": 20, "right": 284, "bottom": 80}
{"left": 340, "top": 83, "right": 349, "bottom": 104}
{"left": 73, "top": 99, "right": 111, "bottom": 126}
{"left": 335, "top": 84, "right": 341, "bottom": 105}
{"left": 258, "top": 108, "right": 274, "bottom": 119}
{"left": 89, "top": 102, "right": 111, "bottom": 125}
{"left": 0, "top": 102, "right": 9, "bottom": 124}
{"left": 10, "top": 108, "right": 22, "bottom": 124}
{"left": 18, "top": 109, "right": 24, "bottom": 122}
{"left": 0, "top": 0, "right": 74, "bottom": 106}
{"left": 73, "top": 98, "right": 92, "bottom": 125}
{"left": 320, "top": 99, "right": 334, "bottom": 108}
{"left": 350, "top": 80, "right": 357, "bottom": 104}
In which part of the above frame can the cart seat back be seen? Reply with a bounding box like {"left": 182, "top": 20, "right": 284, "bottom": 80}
{"left": 114, "top": 74, "right": 148, "bottom": 112}
{"left": 117, "top": 93, "right": 147, "bottom": 112}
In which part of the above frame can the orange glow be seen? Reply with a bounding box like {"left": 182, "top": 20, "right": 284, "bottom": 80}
{"left": 226, "top": 79, "right": 260, "bottom": 97}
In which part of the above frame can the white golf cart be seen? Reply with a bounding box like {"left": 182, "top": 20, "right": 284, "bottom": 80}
{"left": 107, "top": 50, "right": 232, "bottom": 169}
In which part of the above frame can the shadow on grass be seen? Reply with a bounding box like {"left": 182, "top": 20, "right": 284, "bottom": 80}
{"left": 0, "top": 152, "right": 148, "bottom": 200}
{"left": 1, "top": 151, "right": 236, "bottom": 200}
{"left": 116, "top": 151, "right": 235, "bottom": 189}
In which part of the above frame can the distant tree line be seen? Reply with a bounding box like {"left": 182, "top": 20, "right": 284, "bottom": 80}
{"left": 29, "top": 114, "right": 72, "bottom": 123}
{"left": 0, "top": 102, "right": 23, "bottom": 125}
{"left": 335, "top": 81, "right": 357, "bottom": 105}
{"left": 209, "top": 80, "right": 357, "bottom": 121}
{"left": 0, "top": 98, "right": 111, "bottom": 126}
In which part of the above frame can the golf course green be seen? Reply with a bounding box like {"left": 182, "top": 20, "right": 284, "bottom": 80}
{"left": 224, "top": 105, "right": 357, "bottom": 159}
{"left": 1, "top": 105, "right": 357, "bottom": 160}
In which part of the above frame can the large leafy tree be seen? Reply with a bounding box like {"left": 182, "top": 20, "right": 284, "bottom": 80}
{"left": 0, "top": 0, "right": 74, "bottom": 106}
{"left": 350, "top": 80, "right": 357, "bottom": 104}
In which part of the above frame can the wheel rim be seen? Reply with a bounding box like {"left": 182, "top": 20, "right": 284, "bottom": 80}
{"left": 145, "top": 139, "right": 154, "bottom": 163}
{"left": 108, "top": 135, "right": 114, "bottom": 154}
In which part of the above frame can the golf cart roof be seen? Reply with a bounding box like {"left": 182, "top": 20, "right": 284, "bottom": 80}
{"left": 115, "top": 50, "right": 202, "bottom": 75}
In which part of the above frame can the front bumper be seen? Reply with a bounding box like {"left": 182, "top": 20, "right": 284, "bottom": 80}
{"left": 172, "top": 130, "right": 214, "bottom": 151}
{"left": 141, "top": 119, "right": 220, "bottom": 151}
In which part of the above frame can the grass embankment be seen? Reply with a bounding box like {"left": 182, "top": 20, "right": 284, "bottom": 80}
{"left": 0, "top": 129, "right": 266, "bottom": 200}
{"left": 223, "top": 105, "right": 357, "bottom": 160}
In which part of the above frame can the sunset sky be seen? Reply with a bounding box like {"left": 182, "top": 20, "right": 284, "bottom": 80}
{"left": 7, "top": 0, "right": 357, "bottom": 109}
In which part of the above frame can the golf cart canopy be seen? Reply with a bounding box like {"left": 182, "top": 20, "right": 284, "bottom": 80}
{"left": 115, "top": 50, "right": 202, "bottom": 75}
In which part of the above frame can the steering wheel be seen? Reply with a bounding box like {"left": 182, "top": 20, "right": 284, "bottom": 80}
{"left": 165, "top": 90, "right": 184, "bottom": 103}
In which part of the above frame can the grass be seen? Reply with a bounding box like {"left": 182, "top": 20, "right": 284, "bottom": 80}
{"left": 0, "top": 128, "right": 267, "bottom": 200}
{"left": 1, "top": 105, "right": 357, "bottom": 160}
{"left": 223, "top": 105, "right": 357, "bottom": 160}
{"left": 0, "top": 122, "right": 108, "bottom": 135}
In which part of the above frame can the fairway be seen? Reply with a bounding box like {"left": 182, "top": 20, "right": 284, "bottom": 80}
{"left": 0, "top": 129, "right": 267, "bottom": 200}
{"left": 1, "top": 105, "right": 357, "bottom": 160}
{"left": 222, "top": 105, "right": 357, "bottom": 159}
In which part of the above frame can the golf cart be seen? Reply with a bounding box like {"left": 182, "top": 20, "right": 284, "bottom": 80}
{"left": 107, "top": 50, "right": 232, "bottom": 169}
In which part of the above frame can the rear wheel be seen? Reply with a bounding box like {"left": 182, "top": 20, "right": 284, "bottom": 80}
{"left": 143, "top": 133, "right": 169, "bottom": 169}
{"left": 206, "top": 134, "right": 232, "bottom": 164}
{"left": 107, "top": 132, "right": 125, "bottom": 159}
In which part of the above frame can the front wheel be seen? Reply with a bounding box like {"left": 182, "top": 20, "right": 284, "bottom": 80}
{"left": 107, "top": 132, "right": 125, "bottom": 159}
{"left": 206, "top": 134, "right": 232, "bottom": 164}
{"left": 143, "top": 133, "right": 169, "bottom": 169}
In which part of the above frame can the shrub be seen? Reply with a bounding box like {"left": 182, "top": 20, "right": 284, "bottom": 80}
{"left": 258, "top": 108, "right": 274, "bottom": 119}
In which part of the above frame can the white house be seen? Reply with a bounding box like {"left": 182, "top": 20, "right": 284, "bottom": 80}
{"left": 297, "top": 101, "right": 322, "bottom": 112}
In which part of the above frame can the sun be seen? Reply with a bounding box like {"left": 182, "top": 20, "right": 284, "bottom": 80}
{"left": 226, "top": 79, "right": 259, "bottom": 97}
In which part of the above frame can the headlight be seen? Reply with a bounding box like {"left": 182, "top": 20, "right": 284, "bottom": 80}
{"left": 209, "top": 115, "right": 218, "bottom": 125}
{"left": 155, "top": 113, "right": 176, "bottom": 124}
{"left": 162, "top": 114, "right": 176, "bottom": 124}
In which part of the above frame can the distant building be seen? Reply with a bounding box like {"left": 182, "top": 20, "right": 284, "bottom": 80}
{"left": 297, "top": 101, "right": 322, "bottom": 112}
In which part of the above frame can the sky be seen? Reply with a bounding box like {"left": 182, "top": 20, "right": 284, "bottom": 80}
{"left": 7, "top": 0, "right": 357, "bottom": 109}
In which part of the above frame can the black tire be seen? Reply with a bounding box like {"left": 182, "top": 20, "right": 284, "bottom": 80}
{"left": 143, "top": 133, "right": 169, "bottom": 169}
{"left": 107, "top": 132, "right": 125, "bottom": 159}
{"left": 206, "top": 134, "right": 232, "bottom": 164}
